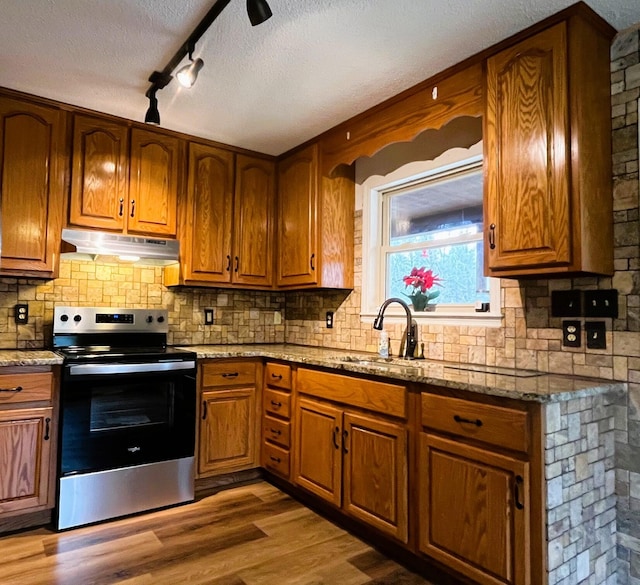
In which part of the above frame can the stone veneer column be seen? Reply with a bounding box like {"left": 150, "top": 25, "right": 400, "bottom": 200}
{"left": 545, "top": 395, "right": 617, "bottom": 585}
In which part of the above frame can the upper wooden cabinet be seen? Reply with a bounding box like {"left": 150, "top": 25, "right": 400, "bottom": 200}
{"left": 484, "top": 14, "right": 614, "bottom": 277}
{"left": 165, "top": 144, "right": 275, "bottom": 288}
{"left": 0, "top": 96, "right": 66, "bottom": 278}
{"left": 69, "top": 115, "right": 182, "bottom": 237}
{"left": 276, "top": 143, "right": 354, "bottom": 289}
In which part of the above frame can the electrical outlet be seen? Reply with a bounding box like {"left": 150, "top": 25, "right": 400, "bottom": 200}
{"left": 204, "top": 308, "right": 214, "bottom": 325}
{"left": 326, "top": 311, "right": 334, "bottom": 328}
{"left": 586, "top": 321, "right": 607, "bottom": 349}
{"left": 14, "top": 304, "right": 28, "bottom": 325}
{"left": 562, "top": 320, "right": 581, "bottom": 347}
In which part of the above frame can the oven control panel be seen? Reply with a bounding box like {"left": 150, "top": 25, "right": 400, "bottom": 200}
{"left": 54, "top": 307, "right": 169, "bottom": 334}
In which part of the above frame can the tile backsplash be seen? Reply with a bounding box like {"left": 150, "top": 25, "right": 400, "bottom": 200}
{"left": 0, "top": 259, "right": 285, "bottom": 348}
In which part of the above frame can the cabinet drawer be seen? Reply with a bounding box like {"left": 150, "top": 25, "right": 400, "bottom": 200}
{"left": 0, "top": 373, "right": 53, "bottom": 405}
{"left": 202, "top": 361, "right": 256, "bottom": 388}
{"left": 297, "top": 368, "right": 407, "bottom": 418}
{"left": 263, "top": 442, "right": 290, "bottom": 478}
{"left": 265, "top": 362, "right": 291, "bottom": 390}
{"left": 264, "top": 388, "right": 291, "bottom": 419}
{"left": 421, "top": 393, "right": 530, "bottom": 453}
{"left": 262, "top": 415, "right": 290, "bottom": 448}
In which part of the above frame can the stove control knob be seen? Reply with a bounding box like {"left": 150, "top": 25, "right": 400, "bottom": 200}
{"left": 73, "top": 314, "right": 82, "bottom": 322}
{"left": 146, "top": 316, "right": 154, "bottom": 323}
{"left": 157, "top": 315, "right": 165, "bottom": 323}
{"left": 60, "top": 314, "right": 69, "bottom": 322}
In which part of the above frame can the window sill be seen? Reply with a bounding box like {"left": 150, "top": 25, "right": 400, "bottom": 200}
{"left": 360, "top": 309, "right": 503, "bottom": 328}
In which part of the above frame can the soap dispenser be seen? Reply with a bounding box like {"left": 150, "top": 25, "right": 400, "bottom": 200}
{"left": 378, "top": 330, "right": 389, "bottom": 358}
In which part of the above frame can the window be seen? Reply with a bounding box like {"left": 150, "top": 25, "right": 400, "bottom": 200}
{"left": 360, "top": 149, "right": 501, "bottom": 325}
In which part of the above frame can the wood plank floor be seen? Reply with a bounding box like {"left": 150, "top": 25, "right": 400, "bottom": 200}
{"left": 0, "top": 481, "right": 456, "bottom": 585}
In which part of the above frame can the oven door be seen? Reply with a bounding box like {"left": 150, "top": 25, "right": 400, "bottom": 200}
{"left": 59, "top": 360, "right": 196, "bottom": 476}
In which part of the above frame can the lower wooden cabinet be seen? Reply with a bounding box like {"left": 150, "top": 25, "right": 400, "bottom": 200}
{"left": 418, "top": 433, "right": 530, "bottom": 585}
{"left": 293, "top": 394, "right": 409, "bottom": 543}
{"left": 0, "top": 370, "right": 56, "bottom": 518}
{"left": 197, "top": 360, "right": 260, "bottom": 477}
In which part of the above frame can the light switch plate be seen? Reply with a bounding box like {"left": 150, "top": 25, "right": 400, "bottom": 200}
{"left": 585, "top": 321, "right": 606, "bottom": 349}
{"left": 204, "top": 308, "right": 214, "bottom": 325}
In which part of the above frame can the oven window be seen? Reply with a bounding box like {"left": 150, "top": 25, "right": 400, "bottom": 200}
{"left": 89, "top": 385, "right": 174, "bottom": 432}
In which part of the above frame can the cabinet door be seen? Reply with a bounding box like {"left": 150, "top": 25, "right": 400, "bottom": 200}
{"left": 485, "top": 23, "right": 570, "bottom": 272}
{"left": 276, "top": 143, "right": 318, "bottom": 286}
{"left": 0, "top": 407, "right": 53, "bottom": 515}
{"left": 343, "top": 412, "right": 408, "bottom": 543}
{"left": 0, "top": 97, "right": 65, "bottom": 277}
{"left": 233, "top": 154, "right": 275, "bottom": 286}
{"left": 182, "top": 142, "right": 234, "bottom": 284}
{"left": 128, "top": 128, "right": 181, "bottom": 236}
{"left": 419, "top": 433, "right": 530, "bottom": 585}
{"left": 69, "top": 114, "right": 129, "bottom": 231}
{"left": 199, "top": 388, "right": 257, "bottom": 476}
{"left": 293, "top": 397, "right": 341, "bottom": 506}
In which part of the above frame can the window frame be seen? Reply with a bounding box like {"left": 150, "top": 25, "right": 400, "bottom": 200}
{"left": 359, "top": 147, "right": 502, "bottom": 327}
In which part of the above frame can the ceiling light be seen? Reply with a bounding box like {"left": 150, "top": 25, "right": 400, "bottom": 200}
{"left": 247, "top": 0, "right": 272, "bottom": 26}
{"left": 144, "top": 90, "right": 160, "bottom": 125}
{"left": 176, "top": 47, "right": 204, "bottom": 88}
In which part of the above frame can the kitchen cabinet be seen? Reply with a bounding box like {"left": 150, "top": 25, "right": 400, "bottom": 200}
{"left": 293, "top": 368, "right": 408, "bottom": 543}
{"left": 276, "top": 143, "right": 354, "bottom": 289}
{"left": 198, "top": 360, "right": 261, "bottom": 477}
{"left": 165, "top": 146, "right": 275, "bottom": 288}
{"left": 69, "top": 115, "right": 181, "bottom": 237}
{"left": 484, "top": 13, "right": 614, "bottom": 277}
{"left": 0, "top": 370, "right": 56, "bottom": 517}
{"left": 261, "top": 362, "right": 293, "bottom": 479}
{"left": 418, "top": 392, "right": 534, "bottom": 585}
{"left": 0, "top": 95, "right": 66, "bottom": 278}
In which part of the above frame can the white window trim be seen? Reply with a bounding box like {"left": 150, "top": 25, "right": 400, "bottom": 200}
{"left": 358, "top": 144, "right": 503, "bottom": 327}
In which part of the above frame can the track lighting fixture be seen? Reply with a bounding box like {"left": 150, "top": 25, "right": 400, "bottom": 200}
{"left": 143, "top": 0, "right": 273, "bottom": 124}
{"left": 177, "top": 45, "right": 205, "bottom": 88}
{"left": 144, "top": 90, "right": 160, "bottom": 125}
{"left": 247, "top": 0, "right": 272, "bottom": 26}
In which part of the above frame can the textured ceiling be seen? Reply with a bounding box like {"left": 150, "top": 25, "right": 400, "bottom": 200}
{"left": 1, "top": 0, "right": 639, "bottom": 156}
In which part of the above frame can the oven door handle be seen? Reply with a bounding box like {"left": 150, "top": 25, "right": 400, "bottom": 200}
{"left": 67, "top": 361, "right": 196, "bottom": 376}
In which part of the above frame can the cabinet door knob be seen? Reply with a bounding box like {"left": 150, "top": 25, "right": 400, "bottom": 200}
{"left": 202, "top": 401, "right": 208, "bottom": 420}
{"left": 332, "top": 426, "right": 340, "bottom": 449}
{"left": 234, "top": 256, "right": 239, "bottom": 273}
{"left": 269, "top": 455, "right": 281, "bottom": 463}
{"left": 271, "top": 373, "right": 282, "bottom": 380}
{"left": 270, "top": 428, "right": 282, "bottom": 436}
{"left": 0, "top": 385, "right": 22, "bottom": 393}
{"left": 454, "top": 414, "right": 483, "bottom": 427}
{"left": 270, "top": 400, "right": 282, "bottom": 408}
{"left": 221, "top": 372, "right": 239, "bottom": 378}
{"left": 44, "top": 417, "right": 51, "bottom": 441}
{"left": 130, "top": 199, "right": 136, "bottom": 218}
{"left": 310, "top": 253, "right": 315, "bottom": 271}
{"left": 118, "top": 198, "right": 124, "bottom": 217}
{"left": 489, "top": 223, "right": 496, "bottom": 250}
{"left": 342, "top": 429, "right": 349, "bottom": 453}
{"left": 226, "top": 255, "right": 231, "bottom": 272}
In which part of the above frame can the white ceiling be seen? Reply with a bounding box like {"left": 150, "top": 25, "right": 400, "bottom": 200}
{"left": 2, "top": 0, "right": 639, "bottom": 156}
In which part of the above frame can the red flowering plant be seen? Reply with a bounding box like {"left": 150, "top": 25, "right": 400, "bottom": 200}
{"left": 402, "top": 266, "right": 443, "bottom": 311}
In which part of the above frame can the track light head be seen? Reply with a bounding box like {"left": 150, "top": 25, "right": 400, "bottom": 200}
{"left": 144, "top": 90, "right": 160, "bottom": 125}
{"left": 247, "top": 0, "right": 272, "bottom": 26}
{"left": 177, "top": 56, "right": 204, "bottom": 88}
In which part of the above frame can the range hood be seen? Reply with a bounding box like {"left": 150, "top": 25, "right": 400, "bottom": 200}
{"left": 61, "top": 228, "right": 180, "bottom": 265}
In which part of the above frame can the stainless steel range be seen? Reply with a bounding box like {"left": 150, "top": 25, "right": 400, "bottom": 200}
{"left": 53, "top": 306, "right": 197, "bottom": 530}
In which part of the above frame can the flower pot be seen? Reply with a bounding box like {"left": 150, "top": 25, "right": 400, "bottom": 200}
{"left": 410, "top": 294, "right": 436, "bottom": 312}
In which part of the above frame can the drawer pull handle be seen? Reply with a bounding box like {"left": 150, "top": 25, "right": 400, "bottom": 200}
{"left": 0, "top": 386, "right": 23, "bottom": 393}
{"left": 454, "top": 414, "right": 483, "bottom": 427}
{"left": 515, "top": 475, "right": 525, "bottom": 510}
{"left": 221, "top": 372, "right": 239, "bottom": 378}
{"left": 271, "top": 373, "right": 283, "bottom": 380}
{"left": 270, "top": 456, "right": 281, "bottom": 463}
{"left": 332, "top": 426, "right": 340, "bottom": 449}
{"left": 44, "top": 417, "right": 51, "bottom": 441}
{"left": 270, "top": 428, "right": 282, "bottom": 436}
{"left": 270, "top": 400, "right": 282, "bottom": 408}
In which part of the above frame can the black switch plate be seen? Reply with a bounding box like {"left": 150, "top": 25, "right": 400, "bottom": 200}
{"left": 204, "top": 308, "right": 214, "bottom": 325}
{"left": 585, "top": 321, "right": 607, "bottom": 349}
{"left": 14, "top": 304, "right": 28, "bottom": 325}
{"left": 584, "top": 289, "right": 618, "bottom": 318}
{"left": 562, "top": 321, "right": 581, "bottom": 347}
{"left": 551, "top": 290, "right": 582, "bottom": 317}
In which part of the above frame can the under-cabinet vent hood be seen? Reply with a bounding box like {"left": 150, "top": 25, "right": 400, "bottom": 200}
{"left": 61, "top": 228, "right": 180, "bottom": 265}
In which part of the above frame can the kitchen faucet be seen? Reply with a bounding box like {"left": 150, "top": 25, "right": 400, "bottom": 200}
{"left": 372, "top": 297, "right": 418, "bottom": 359}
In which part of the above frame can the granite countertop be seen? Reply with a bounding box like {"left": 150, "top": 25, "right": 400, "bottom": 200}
{"left": 2, "top": 345, "right": 625, "bottom": 403}
{"left": 0, "top": 349, "right": 63, "bottom": 367}
{"left": 181, "top": 343, "right": 626, "bottom": 403}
